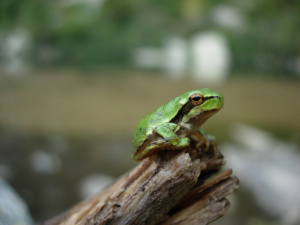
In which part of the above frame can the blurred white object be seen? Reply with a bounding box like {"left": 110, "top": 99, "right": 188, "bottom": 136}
{"left": 190, "top": 31, "right": 231, "bottom": 83}
{"left": 223, "top": 123, "right": 300, "bottom": 225}
{"left": 29, "top": 150, "right": 61, "bottom": 174}
{"left": 0, "top": 178, "right": 34, "bottom": 225}
{"left": 131, "top": 31, "right": 231, "bottom": 83}
{"left": 79, "top": 174, "right": 114, "bottom": 199}
{"left": 131, "top": 47, "right": 162, "bottom": 69}
{"left": 0, "top": 28, "right": 32, "bottom": 75}
{"left": 162, "top": 37, "right": 187, "bottom": 79}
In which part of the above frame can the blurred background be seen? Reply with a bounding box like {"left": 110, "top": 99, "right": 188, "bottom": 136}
{"left": 0, "top": 0, "right": 300, "bottom": 224}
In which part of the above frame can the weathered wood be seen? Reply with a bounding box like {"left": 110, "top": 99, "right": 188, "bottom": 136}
{"left": 41, "top": 138, "right": 239, "bottom": 225}
{"left": 159, "top": 171, "right": 238, "bottom": 225}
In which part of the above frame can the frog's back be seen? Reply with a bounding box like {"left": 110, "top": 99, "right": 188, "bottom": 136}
{"left": 132, "top": 93, "right": 190, "bottom": 150}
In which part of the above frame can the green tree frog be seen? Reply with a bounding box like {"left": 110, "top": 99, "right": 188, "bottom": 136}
{"left": 132, "top": 88, "right": 224, "bottom": 161}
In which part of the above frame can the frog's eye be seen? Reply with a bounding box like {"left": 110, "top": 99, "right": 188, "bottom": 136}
{"left": 190, "top": 93, "right": 203, "bottom": 106}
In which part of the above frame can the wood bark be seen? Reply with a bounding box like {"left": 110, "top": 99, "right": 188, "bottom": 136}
{"left": 41, "top": 138, "right": 239, "bottom": 225}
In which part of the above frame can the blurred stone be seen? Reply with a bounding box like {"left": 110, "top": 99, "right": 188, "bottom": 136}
{"left": 0, "top": 178, "right": 34, "bottom": 225}
{"left": 29, "top": 150, "right": 61, "bottom": 174}
{"left": 223, "top": 123, "right": 300, "bottom": 225}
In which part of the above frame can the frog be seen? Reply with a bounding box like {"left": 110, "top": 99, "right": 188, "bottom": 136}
{"left": 132, "top": 88, "right": 224, "bottom": 161}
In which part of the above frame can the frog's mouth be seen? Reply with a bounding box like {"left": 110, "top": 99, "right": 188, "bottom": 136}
{"left": 188, "top": 109, "right": 220, "bottom": 128}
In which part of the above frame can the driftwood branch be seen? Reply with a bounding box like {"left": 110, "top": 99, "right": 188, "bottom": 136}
{"left": 41, "top": 138, "right": 239, "bottom": 225}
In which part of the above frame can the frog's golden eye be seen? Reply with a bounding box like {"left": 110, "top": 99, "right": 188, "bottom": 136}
{"left": 190, "top": 93, "right": 203, "bottom": 106}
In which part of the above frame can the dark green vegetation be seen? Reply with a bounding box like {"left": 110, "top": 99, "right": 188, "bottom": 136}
{"left": 1, "top": 0, "right": 300, "bottom": 75}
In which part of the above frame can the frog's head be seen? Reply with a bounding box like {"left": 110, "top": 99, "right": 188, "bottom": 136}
{"left": 181, "top": 88, "right": 224, "bottom": 126}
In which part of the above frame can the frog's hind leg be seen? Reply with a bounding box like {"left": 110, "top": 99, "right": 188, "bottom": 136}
{"left": 139, "top": 123, "right": 190, "bottom": 159}
{"left": 154, "top": 122, "right": 190, "bottom": 148}
{"left": 142, "top": 137, "right": 188, "bottom": 159}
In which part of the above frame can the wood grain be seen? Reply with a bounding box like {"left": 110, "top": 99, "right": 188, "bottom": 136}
{"left": 41, "top": 138, "right": 239, "bottom": 225}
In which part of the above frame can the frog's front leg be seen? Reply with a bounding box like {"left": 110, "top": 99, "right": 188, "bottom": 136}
{"left": 191, "top": 129, "right": 222, "bottom": 159}
{"left": 144, "top": 122, "right": 190, "bottom": 155}
{"left": 154, "top": 123, "right": 190, "bottom": 147}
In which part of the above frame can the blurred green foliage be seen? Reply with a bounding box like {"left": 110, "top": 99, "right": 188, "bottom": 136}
{"left": 1, "top": 0, "right": 300, "bottom": 75}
